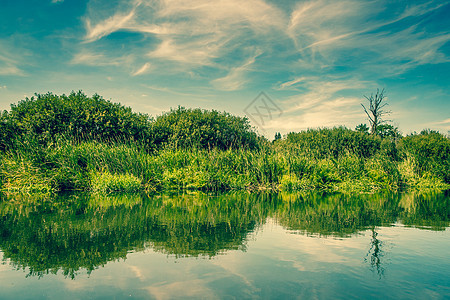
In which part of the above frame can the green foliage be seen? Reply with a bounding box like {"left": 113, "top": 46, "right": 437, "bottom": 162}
{"left": 399, "top": 130, "right": 450, "bottom": 183}
{"left": 0, "top": 110, "right": 19, "bottom": 151}
{"left": 376, "top": 124, "right": 401, "bottom": 140}
{"left": 0, "top": 155, "right": 54, "bottom": 193}
{"left": 2, "top": 93, "right": 261, "bottom": 152}
{"left": 357, "top": 123, "right": 401, "bottom": 140}
{"left": 152, "top": 106, "right": 259, "bottom": 150}
{"left": 355, "top": 123, "right": 369, "bottom": 134}
{"left": 3, "top": 91, "right": 153, "bottom": 149}
{"left": 274, "top": 132, "right": 282, "bottom": 141}
{"left": 0, "top": 132, "right": 446, "bottom": 194}
{"left": 282, "top": 127, "right": 385, "bottom": 159}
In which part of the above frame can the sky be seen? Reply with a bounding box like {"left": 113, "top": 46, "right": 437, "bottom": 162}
{"left": 1, "top": 0, "right": 449, "bottom": 137}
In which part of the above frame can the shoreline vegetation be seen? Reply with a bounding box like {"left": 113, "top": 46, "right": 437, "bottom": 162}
{"left": 1, "top": 91, "right": 449, "bottom": 195}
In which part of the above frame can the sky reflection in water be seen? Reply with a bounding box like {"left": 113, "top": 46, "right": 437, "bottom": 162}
{"left": 0, "top": 191, "right": 449, "bottom": 299}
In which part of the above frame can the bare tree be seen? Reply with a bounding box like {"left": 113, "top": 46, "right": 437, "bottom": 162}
{"left": 361, "top": 89, "right": 391, "bottom": 135}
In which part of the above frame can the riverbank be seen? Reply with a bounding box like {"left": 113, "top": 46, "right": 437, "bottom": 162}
{"left": 1, "top": 138, "right": 448, "bottom": 194}
{"left": 1, "top": 92, "right": 448, "bottom": 195}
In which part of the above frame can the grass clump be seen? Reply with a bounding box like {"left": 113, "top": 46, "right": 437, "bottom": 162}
{"left": 90, "top": 171, "right": 142, "bottom": 193}
{"left": 0, "top": 155, "right": 54, "bottom": 193}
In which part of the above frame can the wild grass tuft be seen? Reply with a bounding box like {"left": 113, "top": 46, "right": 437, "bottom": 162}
{"left": 90, "top": 171, "right": 142, "bottom": 193}
{"left": 0, "top": 155, "right": 54, "bottom": 193}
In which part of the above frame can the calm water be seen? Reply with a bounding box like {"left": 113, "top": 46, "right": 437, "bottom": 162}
{"left": 0, "top": 191, "right": 449, "bottom": 299}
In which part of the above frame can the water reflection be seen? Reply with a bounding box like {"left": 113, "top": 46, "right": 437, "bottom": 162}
{"left": 0, "top": 191, "right": 448, "bottom": 279}
{"left": 365, "top": 227, "right": 385, "bottom": 278}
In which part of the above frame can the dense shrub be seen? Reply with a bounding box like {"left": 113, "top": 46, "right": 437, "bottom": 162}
{"left": 1, "top": 93, "right": 261, "bottom": 152}
{"left": 3, "top": 91, "right": 153, "bottom": 149}
{"left": 399, "top": 130, "right": 450, "bottom": 183}
{"left": 281, "top": 127, "right": 388, "bottom": 159}
{"left": 152, "top": 107, "right": 260, "bottom": 150}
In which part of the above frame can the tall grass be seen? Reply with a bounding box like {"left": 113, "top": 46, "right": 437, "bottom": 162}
{"left": 1, "top": 129, "right": 448, "bottom": 194}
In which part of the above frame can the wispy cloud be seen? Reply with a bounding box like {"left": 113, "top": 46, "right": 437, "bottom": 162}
{"left": 73, "top": 0, "right": 450, "bottom": 134}
{"left": 132, "top": 62, "right": 151, "bottom": 76}
{"left": 79, "top": 0, "right": 450, "bottom": 83}
{"left": 85, "top": 10, "right": 135, "bottom": 43}
{"left": 147, "top": 37, "right": 224, "bottom": 66}
{"left": 287, "top": 0, "right": 450, "bottom": 75}
{"left": 71, "top": 51, "right": 132, "bottom": 67}
{"left": 263, "top": 77, "right": 371, "bottom": 131}
{"left": 81, "top": 0, "right": 285, "bottom": 76}
{"left": 278, "top": 76, "right": 308, "bottom": 90}
{"left": 0, "top": 48, "right": 25, "bottom": 76}
{"left": 435, "top": 118, "right": 450, "bottom": 125}
{"left": 211, "top": 50, "right": 262, "bottom": 91}
{"left": 425, "top": 117, "right": 450, "bottom": 133}
{"left": 143, "top": 84, "right": 212, "bottom": 98}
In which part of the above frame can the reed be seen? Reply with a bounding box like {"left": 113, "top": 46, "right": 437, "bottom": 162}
{"left": 1, "top": 139, "right": 447, "bottom": 194}
{"left": 1, "top": 126, "right": 448, "bottom": 194}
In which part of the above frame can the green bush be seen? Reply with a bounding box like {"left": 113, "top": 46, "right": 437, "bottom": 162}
{"left": 282, "top": 127, "right": 384, "bottom": 159}
{"left": 3, "top": 91, "right": 153, "bottom": 149}
{"left": 399, "top": 130, "right": 450, "bottom": 183}
{"left": 0, "top": 110, "right": 19, "bottom": 151}
{"left": 152, "top": 106, "right": 260, "bottom": 150}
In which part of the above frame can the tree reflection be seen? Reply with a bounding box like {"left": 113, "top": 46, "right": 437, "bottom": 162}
{"left": 365, "top": 227, "right": 385, "bottom": 279}
{"left": 0, "top": 192, "right": 276, "bottom": 278}
{"left": 274, "top": 192, "right": 400, "bottom": 237}
{"left": 0, "top": 191, "right": 448, "bottom": 278}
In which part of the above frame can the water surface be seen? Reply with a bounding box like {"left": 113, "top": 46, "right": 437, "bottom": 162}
{"left": 0, "top": 191, "right": 449, "bottom": 299}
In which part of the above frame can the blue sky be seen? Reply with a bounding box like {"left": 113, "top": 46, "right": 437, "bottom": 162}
{"left": 1, "top": 0, "right": 449, "bottom": 137}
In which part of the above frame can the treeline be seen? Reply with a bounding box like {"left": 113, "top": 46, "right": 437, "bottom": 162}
{"left": 0, "top": 91, "right": 259, "bottom": 151}
{"left": 0, "top": 91, "right": 448, "bottom": 193}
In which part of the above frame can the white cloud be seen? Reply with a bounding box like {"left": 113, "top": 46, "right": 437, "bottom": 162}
{"left": 435, "top": 118, "right": 450, "bottom": 125}
{"left": 426, "top": 118, "right": 450, "bottom": 133}
{"left": 0, "top": 51, "right": 25, "bottom": 76}
{"left": 258, "top": 77, "right": 372, "bottom": 132}
{"left": 71, "top": 51, "right": 132, "bottom": 67}
{"left": 77, "top": 0, "right": 450, "bottom": 117}
{"left": 51, "top": 0, "right": 64, "bottom": 3}
{"left": 278, "top": 76, "right": 308, "bottom": 90}
{"left": 157, "top": 0, "right": 284, "bottom": 30}
{"left": 81, "top": 0, "right": 285, "bottom": 80}
{"left": 144, "top": 85, "right": 190, "bottom": 97}
{"left": 211, "top": 50, "right": 262, "bottom": 91}
{"left": 287, "top": 0, "right": 450, "bottom": 76}
{"left": 287, "top": 0, "right": 368, "bottom": 50}
{"left": 132, "top": 62, "right": 151, "bottom": 76}
{"left": 147, "top": 37, "right": 223, "bottom": 66}
{"left": 282, "top": 78, "right": 369, "bottom": 112}
{"left": 399, "top": 1, "right": 447, "bottom": 19}
{"left": 85, "top": 10, "right": 136, "bottom": 43}
{"left": 0, "top": 65, "right": 24, "bottom": 76}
